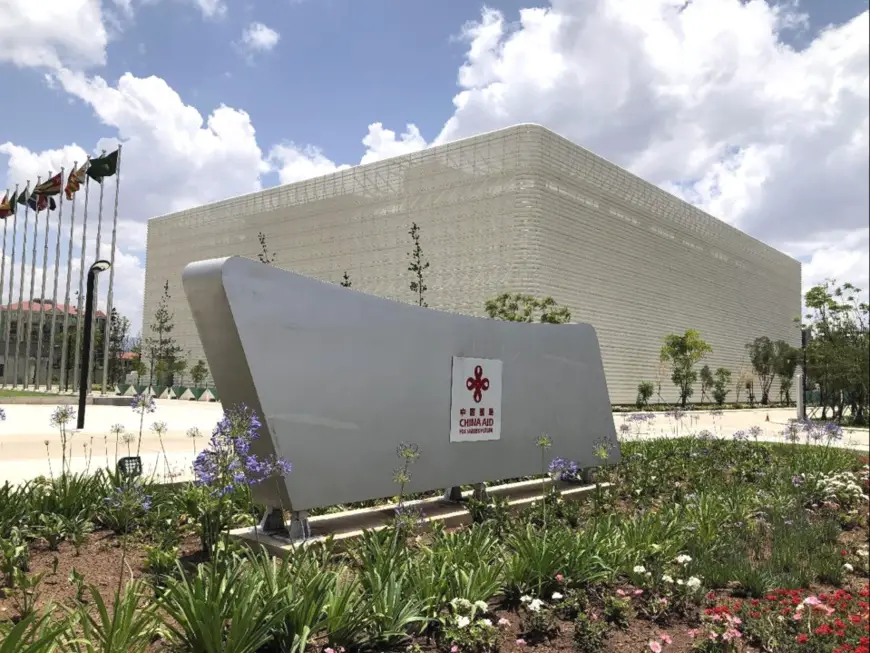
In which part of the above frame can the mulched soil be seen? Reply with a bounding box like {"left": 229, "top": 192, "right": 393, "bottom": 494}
{"left": 1, "top": 528, "right": 868, "bottom": 652}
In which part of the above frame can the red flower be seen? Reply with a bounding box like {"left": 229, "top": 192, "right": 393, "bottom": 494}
{"left": 797, "top": 634, "right": 809, "bottom": 644}
{"left": 816, "top": 624, "right": 835, "bottom": 636}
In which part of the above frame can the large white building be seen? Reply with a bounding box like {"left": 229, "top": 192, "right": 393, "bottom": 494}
{"left": 144, "top": 124, "right": 801, "bottom": 404}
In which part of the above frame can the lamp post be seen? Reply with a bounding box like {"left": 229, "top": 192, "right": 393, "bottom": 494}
{"left": 77, "top": 260, "right": 111, "bottom": 430}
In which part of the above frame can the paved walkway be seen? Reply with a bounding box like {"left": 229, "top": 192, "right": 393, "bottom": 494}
{"left": 0, "top": 403, "right": 866, "bottom": 486}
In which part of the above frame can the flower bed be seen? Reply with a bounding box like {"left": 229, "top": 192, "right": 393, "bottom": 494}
{"left": 0, "top": 400, "right": 868, "bottom": 652}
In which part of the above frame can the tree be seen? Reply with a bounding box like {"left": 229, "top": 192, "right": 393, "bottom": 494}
{"left": 145, "top": 281, "right": 183, "bottom": 388}
{"left": 129, "top": 338, "right": 146, "bottom": 380}
{"left": 107, "top": 308, "right": 130, "bottom": 386}
{"left": 340, "top": 272, "right": 352, "bottom": 288}
{"left": 659, "top": 329, "right": 712, "bottom": 407}
{"left": 712, "top": 367, "right": 732, "bottom": 406}
{"left": 484, "top": 293, "right": 571, "bottom": 324}
{"left": 699, "top": 364, "right": 714, "bottom": 403}
{"left": 745, "top": 336, "right": 777, "bottom": 405}
{"left": 636, "top": 381, "right": 654, "bottom": 409}
{"left": 803, "top": 280, "right": 869, "bottom": 424}
{"left": 407, "top": 222, "right": 429, "bottom": 307}
{"left": 173, "top": 357, "right": 188, "bottom": 387}
{"left": 191, "top": 359, "right": 209, "bottom": 388}
{"left": 773, "top": 340, "right": 799, "bottom": 405}
{"left": 257, "top": 232, "right": 276, "bottom": 265}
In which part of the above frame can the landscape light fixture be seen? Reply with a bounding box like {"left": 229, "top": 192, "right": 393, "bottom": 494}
{"left": 77, "top": 260, "right": 112, "bottom": 430}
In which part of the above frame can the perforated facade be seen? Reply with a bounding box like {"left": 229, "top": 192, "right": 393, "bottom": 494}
{"left": 144, "top": 124, "right": 801, "bottom": 404}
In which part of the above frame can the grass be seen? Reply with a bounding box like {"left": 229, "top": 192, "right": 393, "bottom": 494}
{"left": 0, "top": 389, "right": 62, "bottom": 398}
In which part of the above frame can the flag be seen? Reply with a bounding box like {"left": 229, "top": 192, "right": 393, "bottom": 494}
{"left": 33, "top": 173, "right": 62, "bottom": 196}
{"left": 17, "top": 185, "right": 30, "bottom": 206}
{"left": 27, "top": 195, "right": 57, "bottom": 212}
{"left": 0, "top": 192, "right": 11, "bottom": 219}
{"left": 65, "top": 161, "right": 89, "bottom": 200}
{"left": 86, "top": 149, "right": 119, "bottom": 183}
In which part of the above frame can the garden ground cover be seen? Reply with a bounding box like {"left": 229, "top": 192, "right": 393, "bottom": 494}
{"left": 0, "top": 404, "right": 868, "bottom": 652}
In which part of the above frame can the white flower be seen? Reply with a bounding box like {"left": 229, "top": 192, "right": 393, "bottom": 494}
{"left": 858, "top": 548, "right": 869, "bottom": 558}
{"left": 676, "top": 579, "right": 685, "bottom": 586}
{"left": 456, "top": 615, "right": 471, "bottom": 629}
{"left": 479, "top": 618, "right": 492, "bottom": 627}
{"left": 528, "top": 598, "right": 544, "bottom": 612}
{"left": 474, "top": 600, "right": 488, "bottom": 612}
{"left": 633, "top": 565, "right": 647, "bottom": 574}
{"left": 661, "top": 575, "right": 674, "bottom": 584}
{"left": 676, "top": 554, "right": 692, "bottom": 565}
{"left": 552, "top": 592, "right": 563, "bottom": 600}
{"left": 844, "top": 563, "right": 855, "bottom": 572}
{"left": 686, "top": 576, "right": 702, "bottom": 590}
{"left": 519, "top": 595, "right": 532, "bottom": 603}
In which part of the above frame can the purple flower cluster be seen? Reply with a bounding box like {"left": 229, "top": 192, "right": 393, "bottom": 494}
{"left": 732, "top": 430, "right": 749, "bottom": 442}
{"left": 104, "top": 485, "right": 152, "bottom": 512}
{"left": 192, "top": 405, "right": 291, "bottom": 497}
{"left": 549, "top": 456, "right": 580, "bottom": 481}
{"left": 628, "top": 412, "right": 657, "bottom": 423}
{"left": 131, "top": 394, "right": 157, "bottom": 414}
{"left": 799, "top": 419, "right": 844, "bottom": 443}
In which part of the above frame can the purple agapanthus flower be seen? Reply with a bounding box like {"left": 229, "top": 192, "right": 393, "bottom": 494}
{"left": 549, "top": 457, "right": 580, "bottom": 481}
{"left": 131, "top": 394, "right": 157, "bottom": 414}
{"left": 192, "top": 405, "right": 291, "bottom": 497}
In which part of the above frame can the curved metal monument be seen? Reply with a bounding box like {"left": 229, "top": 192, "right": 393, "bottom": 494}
{"left": 183, "top": 256, "right": 619, "bottom": 533}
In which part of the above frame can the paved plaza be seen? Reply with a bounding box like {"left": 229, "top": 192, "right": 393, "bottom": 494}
{"left": 0, "top": 402, "right": 866, "bottom": 486}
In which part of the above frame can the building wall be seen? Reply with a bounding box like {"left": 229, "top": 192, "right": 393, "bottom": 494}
{"left": 144, "top": 124, "right": 801, "bottom": 403}
{"left": 525, "top": 128, "right": 802, "bottom": 404}
{"left": 143, "top": 126, "right": 542, "bottom": 385}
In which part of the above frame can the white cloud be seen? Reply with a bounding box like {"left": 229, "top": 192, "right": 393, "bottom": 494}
{"left": 0, "top": 0, "right": 107, "bottom": 70}
{"left": 3, "top": 0, "right": 868, "bottom": 333}
{"left": 238, "top": 22, "right": 280, "bottom": 58}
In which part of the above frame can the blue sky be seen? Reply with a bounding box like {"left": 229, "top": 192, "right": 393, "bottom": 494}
{"left": 0, "top": 0, "right": 867, "bottom": 332}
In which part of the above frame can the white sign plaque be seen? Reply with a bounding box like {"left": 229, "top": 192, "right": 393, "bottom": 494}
{"left": 450, "top": 356, "right": 503, "bottom": 442}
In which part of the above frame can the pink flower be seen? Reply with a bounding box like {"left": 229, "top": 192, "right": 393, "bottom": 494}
{"left": 648, "top": 641, "right": 663, "bottom": 652}
{"left": 497, "top": 617, "right": 510, "bottom": 627}
{"left": 687, "top": 629, "right": 700, "bottom": 638}
{"left": 555, "top": 574, "right": 564, "bottom": 582}
{"left": 659, "top": 632, "right": 673, "bottom": 645}
{"left": 451, "top": 646, "right": 459, "bottom": 653}
{"left": 723, "top": 628, "right": 742, "bottom": 641}
{"left": 516, "top": 639, "right": 526, "bottom": 647}
{"left": 633, "top": 589, "right": 644, "bottom": 596}
{"left": 803, "top": 596, "right": 822, "bottom": 606}
{"left": 616, "top": 589, "right": 627, "bottom": 596}
{"left": 324, "top": 649, "right": 335, "bottom": 653}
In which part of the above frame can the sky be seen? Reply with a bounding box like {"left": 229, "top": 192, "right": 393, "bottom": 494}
{"left": 0, "top": 0, "right": 868, "bottom": 336}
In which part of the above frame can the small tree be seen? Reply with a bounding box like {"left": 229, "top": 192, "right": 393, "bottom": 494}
{"left": 145, "top": 281, "right": 183, "bottom": 388}
{"left": 712, "top": 367, "right": 732, "bottom": 406}
{"left": 107, "top": 308, "right": 130, "bottom": 386}
{"left": 636, "top": 381, "right": 654, "bottom": 409}
{"left": 340, "top": 271, "right": 352, "bottom": 288}
{"left": 484, "top": 293, "right": 571, "bottom": 324}
{"left": 746, "top": 336, "right": 777, "bottom": 405}
{"left": 773, "top": 339, "right": 799, "bottom": 405}
{"left": 257, "top": 232, "right": 276, "bottom": 265}
{"left": 191, "top": 360, "right": 209, "bottom": 388}
{"left": 407, "top": 222, "right": 430, "bottom": 307}
{"left": 699, "top": 364, "right": 714, "bottom": 403}
{"left": 660, "top": 329, "right": 712, "bottom": 407}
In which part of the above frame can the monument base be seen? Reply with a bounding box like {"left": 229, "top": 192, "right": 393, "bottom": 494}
{"left": 231, "top": 477, "right": 609, "bottom": 557}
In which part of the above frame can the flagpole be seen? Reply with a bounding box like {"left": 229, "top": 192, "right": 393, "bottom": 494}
{"left": 86, "top": 167, "right": 106, "bottom": 396}
{"left": 37, "top": 168, "right": 64, "bottom": 390}
{"left": 35, "top": 170, "right": 59, "bottom": 389}
{"left": 12, "top": 177, "right": 37, "bottom": 388}
{"left": 3, "top": 185, "right": 22, "bottom": 387}
{"left": 23, "top": 178, "right": 45, "bottom": 390}
{"left": 72, "top": 171, "right": 93, "bottom": 394}
{"left": 0, "top": 186, "right": 13, "bottom": 386}
{"left": 100, "top": 145, "right": 122, "bottom": 395}
{"left": 59, "top": 162, "right": 79, "bottom": 393}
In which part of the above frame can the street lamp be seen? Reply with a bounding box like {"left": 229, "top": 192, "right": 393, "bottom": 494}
{"left": 77, "top": 260, "right": 111, "bottom": 430}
